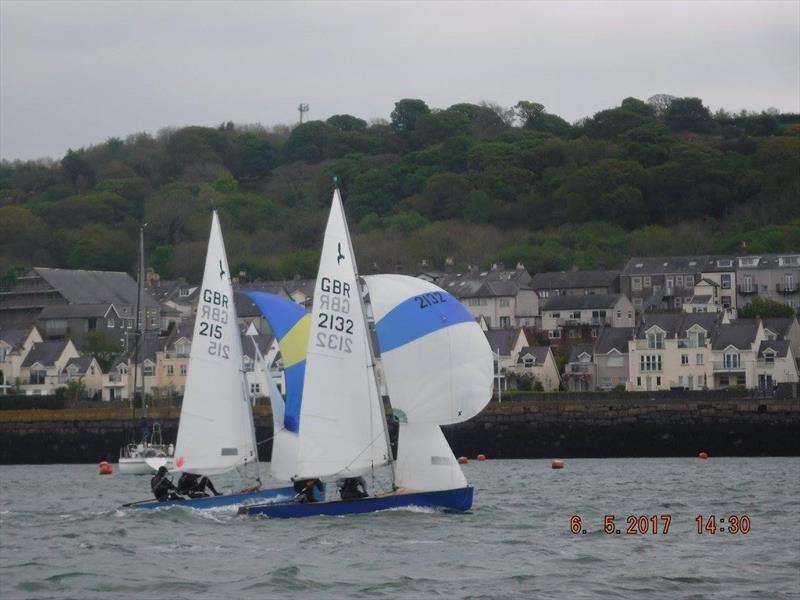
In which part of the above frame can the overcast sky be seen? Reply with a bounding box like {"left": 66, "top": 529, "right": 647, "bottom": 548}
{"left": 1, "top": 0, "right": 798, "bottom": 161}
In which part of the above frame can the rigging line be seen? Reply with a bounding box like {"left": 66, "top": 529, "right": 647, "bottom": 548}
{"left": 341, "top": 429, "right": 387, "bottom": 473}
{"left": 256, "top": 436, "right": 274, "bottom": 446}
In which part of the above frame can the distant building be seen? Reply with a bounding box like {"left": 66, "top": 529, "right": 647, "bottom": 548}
{"left": 532, "top": 270, "right": 620, "bottom": 299}
{"left": 541, "top": 294, "right": 634, "bottom": 343}
{"left": 484, "top": 327, "right": 530, "bottom": 392}
{"left": 0, "top": 326, "right": 43, "bottom": 394}
{"left": 733, "top": 253, "right": 800, "bottom": 313}
{"left": 18, "top": 339, "right": 80, "bottom": 395}
{"left": 510, "top": 346, "right": 561, "bottom": 391}
{"left": 593, "top": 327, "right": 632, "bottom": 391}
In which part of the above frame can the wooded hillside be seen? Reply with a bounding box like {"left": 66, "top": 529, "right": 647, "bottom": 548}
{"left": 1, "top": 95, "right": 798, "bottom": 285}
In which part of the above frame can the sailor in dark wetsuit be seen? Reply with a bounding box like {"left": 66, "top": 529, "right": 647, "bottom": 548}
{"left": 150, "top": 466, "right": 181, "bottom": 501}
{"left": 293, "top": 478, "right": 325, "bottom": 503}
{"left": 177, "top": 472, "right": 222, "bottom": 498}
{"left": 339, "top": 476, "right": 368, "bottom": 500}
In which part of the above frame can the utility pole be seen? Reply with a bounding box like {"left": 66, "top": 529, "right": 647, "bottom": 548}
{"left": 298, "top": 103, "right": 309, "bottom": 124}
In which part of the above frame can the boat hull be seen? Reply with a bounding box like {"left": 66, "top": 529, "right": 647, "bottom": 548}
{"left": 124, "top": 485, "right": 295, "bottom": 509}
{"left": 118, "top": 457, "right": 156, "bottom": 475}
{"left": 241, "top": 486, "right": 473, "bottom": 518}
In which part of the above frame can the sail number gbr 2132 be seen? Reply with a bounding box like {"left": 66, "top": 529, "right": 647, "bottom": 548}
{"left": 316, "top": 277, "right": 353, "bottom": 354}
{"left": 199, "top": 288, "right": 230, "bottom": 359}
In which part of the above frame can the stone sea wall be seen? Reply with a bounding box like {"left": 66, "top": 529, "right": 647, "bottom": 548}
{"left": 0, "top": 395, "right": 798, "bottom": 464}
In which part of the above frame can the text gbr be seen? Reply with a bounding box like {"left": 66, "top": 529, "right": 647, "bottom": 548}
{"left": 198, "top": 288, "right": 230, "bottom": 359}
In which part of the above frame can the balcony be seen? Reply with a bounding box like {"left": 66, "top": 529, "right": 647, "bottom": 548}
{"left": 712, "top": 361, "right": 746, "bottom": 372}
{"left": 566, "top": 363, "right": 593, "bottom": 375}
{"left": 633, "top": 340, "right": 665, "bottom": 350}
{"left": 756, "top": 359, "right": 775, "bottom": 369}
{"left": 775, "top": 283, "right": 798, "bottom": 294}
{"left": 737, "top": 284, "right": 757, "bottom": 295}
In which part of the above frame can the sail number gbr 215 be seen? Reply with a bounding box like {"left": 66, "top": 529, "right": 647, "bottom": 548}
{"left": 199, "top": 288, "right": 230, "bottom": 359}
{"left": 316, "top": 277, "right": 353, "bottom": 354}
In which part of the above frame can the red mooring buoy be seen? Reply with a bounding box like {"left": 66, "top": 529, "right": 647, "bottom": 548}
{"left": 99, "top": 461, "right": 113, "bottom": 475}
{"left": 551, "top": 459, "right": 564, "bottom": 469}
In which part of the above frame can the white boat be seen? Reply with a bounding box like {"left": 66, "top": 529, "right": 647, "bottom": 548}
{"left": 242, "top": 189, "right": 493, "bottom": 518}
{"left": 129, "top": 212, "right": 293, "bottom": 507}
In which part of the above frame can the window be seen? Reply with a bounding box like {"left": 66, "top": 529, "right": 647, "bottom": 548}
{"left": 721, "top": 296, "right": 731, "bottom": 309}
{"left": 591, "top": 328, "right": 598, "bottom": 338}
{"left": 666, "top": 276, "right": 674, "bottom": 289}
{"left": 568, "top": 329, "right": 577, "bottom": 338}
{"left": 499, "top": 298, "right": 510, "bottom": 307}
{"left": 107, "top": 318, "right": 115, "bottom": 328}
{"left": 250, "top": 383, "right": 261, "bottom": 395}
{"left": 118, "top": 365, "right": 128, "bottom": 375}
{"left": 539, "top": 290, "right": 549, "bottom": 298}
{"left": 552, "top": 312, "right": 560, "bottom": 318}
{"left": 179, "top": 288, "right": 190, "bottom": 297}
{"left": 675, "top": 276, "right": 683, "bottom": 288}
{"left": 166, "top": 365, "right": 174, "bottom": 376}
{"left": 678, "top": 375, "right": 684, "bottom": 387}
{"left": 719, "top": 375, "right": 729, "bottom": 386}
{"left": 763, "top": 352, "right": 775, "bottom": 364}
{"left": 643, "top": 276, "right": 651, "bottom": 288}
{"left": 549, "top": 329, "right": 561, "bottom": 339}
{"left": 607, "top": 355, "right": 623, "bottom": 367}
{"left": 523, "top": 357, "right": 534, "bottom": 368}
{"left": 696, "top": 354, "right": 704, "bottom": 365}
{"left": 721, "top": 274, "right": 731, "bottom": 289}
{"left": 742, "top": 275, "right": 754, "bottom": 292}
{"left": 176, "top": 342, "right": 190, "bottom": 357}
{"left": 570, "top": 311, "right": 581, "bottom": 320}
{"left": 180, "top": 365, "right": 187, "bottom": 376}
{"left": 640, "top": 354, "right": 662, "bottom": 371}
{"left": 0, "top": 348, "right": 6, "bottom": 362}
{"left": 739, "top": 257, "right": 759, "bottom": 267}
{"left": 717, "top": 259, "right": 733, "bottom": 268}
{"left": 499, "top": 316, "right": 511, "bottom": 328}
{"left": 616, "top": 310, "right": 621, "bottom": 318}
{"left": 633, "top": 298, "right": 643, "bottom": 307}
{"left": 647, "top": 330, "right": 664, "bottom": 349}
{"left": 632, "top": 277, "right": 642, "bottom": 291}
{"left": 636, "top": 376, "right": 641, "bottom": 387}
{"left": 143, "top": 363, "right": 155, "bottom": 377}
{"left": 656, "top": 376, "right": 661, "bottom": 386}
{"left": 785, "top": 275, "right": 796, "bottom": 291}
{"left": 778, "top": 256, "right": 800, "bottom": 267}
{"left": 29, "top": 369, "right": 46, "bottom": 385}
{"left": 724, "top": 353, "right": 740, "bottom": 369}
{"left": 627, "top": 311, "right": 633, "bottom": 319}
{"left": 88, "top": 318, "right": 97, "bottom": 331}
{"left": 736, "top": 375, "right": 746, "bottom": 386}
{"left": 681, "top": 354, "right": 688, "bottom": 365}
{"left": 675, "top": 297, "right": 683, "bottom": 308}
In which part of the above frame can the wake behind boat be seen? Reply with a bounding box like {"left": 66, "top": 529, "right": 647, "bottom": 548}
{"left": 240, "top": 188, "right": 492, "bottom": 519}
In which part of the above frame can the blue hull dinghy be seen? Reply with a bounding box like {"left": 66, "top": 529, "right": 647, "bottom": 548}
{"left": 125, "top": 485, "right": 294, "bottom": 510}
{"left": 240, "top": 486, "right": 473, "bottom": 518}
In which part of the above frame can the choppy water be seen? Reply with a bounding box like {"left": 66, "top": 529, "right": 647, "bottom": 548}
{"left": 1, "top": 458, "right": 798, "bottom": 599}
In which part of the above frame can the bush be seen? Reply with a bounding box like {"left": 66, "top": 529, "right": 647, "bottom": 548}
{"left": 0, "top": 394, "right": 68, "bottom": 410}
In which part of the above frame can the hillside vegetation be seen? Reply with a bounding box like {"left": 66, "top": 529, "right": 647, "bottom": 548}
{"left": 1, "top": 95, "right": 799, "bottom": 285}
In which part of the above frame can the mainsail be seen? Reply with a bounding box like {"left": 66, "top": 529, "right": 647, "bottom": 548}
{"left": 171, "top": 211, "right": 257, "bottom": 475}
{"left": 294, "top": 190, "right": 390, "bottom": 479}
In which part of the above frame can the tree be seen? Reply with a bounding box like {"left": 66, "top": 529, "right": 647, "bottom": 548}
{"left": 61, "top": 150, "right": 96, "bottom": 191}
{"left": 647, "top": 94, "right": 676, "bottom": 117}
{"left": 665, "top": 97, "right": 714, "bottom": 133}
{"left": 738, "top": 297, "right": 796, "bottom": 318}
{"left": 326, "top": 114, "right": 367, "bottom": 132}
{"left": 390, "top": 99, "right": 431, "bottom": 133}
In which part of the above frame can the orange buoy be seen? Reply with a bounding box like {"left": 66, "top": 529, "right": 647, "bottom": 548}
{"left": 99, "top": 461, "right": 112, "bottom": 475}
{"left": 457, "top": 456, "right": 469, "bottom": 464}
{"left": 476, "top": 454, "right": 486, "bottom": 461}
{"left": 551, "top": 459, "right": 564, "bottom": 469}
{"left": 697, "top": 452, "right": 709, "bottom": 460}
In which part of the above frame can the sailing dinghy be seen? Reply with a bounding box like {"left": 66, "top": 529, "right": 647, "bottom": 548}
{"left": 124, "top": 212, "right": 293, "bottom": 509}
{"left": 241, "top": 189, "right": 492, "bottom": 518}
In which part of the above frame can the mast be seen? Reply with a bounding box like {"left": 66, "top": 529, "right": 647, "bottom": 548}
{"left": 338, "top": 185, "right": 396, "bottom": 486}
{"left": 132, "top": 225, "right": 144, "bottom": 419}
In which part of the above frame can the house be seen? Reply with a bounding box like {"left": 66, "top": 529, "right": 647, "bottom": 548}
{"left": 755, "top": 340, "right": 799, "bottom": 390}
{"left": 621, "top": 256, "right": 709, "bottom": 312}
{"left": 0, "top": 267, "right": 162, "bottom": 344}
{"left": 699, "top": 257, "right": 738, "bottom": 315}
{"left": 511, "top": 346, "right": 561, "bottom": 391}
{"left": 541, "top": 294, "right": 634, "bottom": 343}
{"left": 438, "top": 264, "right": 539, "bottom": 328}
{"left": 532, "top": 270, "right": 620, "bottom": 299}
{"left": 593, "top": 327, "right": 632, "bottom": 391}
{"left": 734, "top": 254, "right": 800, "bottom": 313}
{"left": 61, "top": 356, "right": 104, "bottom": 399}
{"left": 18, "top": 339, "right": 80, "bottom": 395}
{"left": 762, "top": 317, "right": 800, "bottom": 361}
{"left": 710, "top": 319, "right": 766, "bottom": 389}
{"left": 0, "top": 326, "right": 42, "bottom": 394}
{"left": 564, "top": 343, "right": 595, "bottom": 391}
{"left": 242, "top": 328, "right": 282, "bottom": 401}
{"left": 683, "top": 278, "right": 723, "bottom": 314}
{"left": 627, "top": 312, "right": 722, "bottom": 392}
{"left": 484, "top": 327, "right": 530, "bottom": 392}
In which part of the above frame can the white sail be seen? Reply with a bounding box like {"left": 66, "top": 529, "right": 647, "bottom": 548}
{"left": 365, "top": 274, "right": 493, "bottom": 425}
{"left": 295, "top": 190, "right": 390, "bottom": 479}
{"left": 263, "top": 361, "right": 298, "bottom": 482}
{"left": 171, "top": 211, "right": 257, "bottom": 475}
{"left": 394, "top": 422, "right": 466, "bottom": 491}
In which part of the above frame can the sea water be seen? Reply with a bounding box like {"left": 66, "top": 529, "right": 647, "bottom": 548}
{"left": 1, "top": 458, "right": 798, "bottom": 599}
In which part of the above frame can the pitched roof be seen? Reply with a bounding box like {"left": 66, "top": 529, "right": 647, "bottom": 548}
{"left": 39, "top": 303, "right": 115, "bottom": 319}
{"left": 568, "top": 343, "right": 594, "bottom": 362}
{"left": 531, "top": 270, "right": 619, "bottom": 290}
{"left": 595, "top": 327, "right": 632, "bottom": 354}
{"left": 758, "top": 340, "right": 789, "bottom": 358}
{"left": 542, "top": 294, "right": 624, "bottom": 311}
{"left": 762, "top": 318, "right": 795, "bottom": 338}
{"left": 518, "top": 346, "right": 551, "bottom": 364}
{"left": 0, "top": 328, "right": 30, "bottom": 349}
{"left": 712, "top": 321, "right": 760, "bottom": 350}
{"left": 33, "top": 268, "right": 159, "bottom": 308}
{"left": 622, "top": 256, "right": 709, "bottom": 276}
{"left": 64, "top": 356, "right": 95, "bottom": 373}
{"left": 438, "top": 266, "right": 532, "bottom": 299}
{"left": 636, "top": 312, "right": 721, "bottom": 339}
{"left": 240, "top": 332, "right": 275, "bottom": 360}
{"left": 484, "top": 328, "right": 522, "bottom": 356}
{"left": 22, "top": 340, "right": 69, "bottom": 367}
